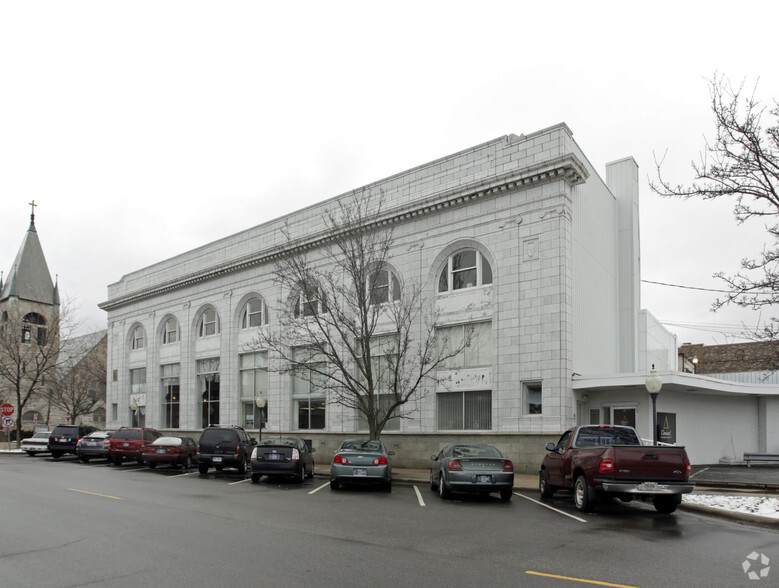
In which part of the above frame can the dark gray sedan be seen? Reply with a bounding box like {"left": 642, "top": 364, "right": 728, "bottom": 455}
{"left": 75, "top": 430, "right": 114, "bottom": 462}
{"left": 330, "top": 439, "right": 394, "bottom": 491}
{"left": 430, "top": 443, "right": 514, "bottom": 502}
{"left": 250, "top": 437, "right": 315, "bottom": 483}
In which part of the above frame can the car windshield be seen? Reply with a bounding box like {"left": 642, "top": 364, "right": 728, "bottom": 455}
{"left": 112, "top": 430, "right": 142, "bottom": 440}
{"left": 32, "top": 432, "right": 50, "bottom": 439}
{"left": 574, "top": 426, "right": 641, "bottom": 447}
{"left": 152, "top": 437, "right": 182, "bottom": 446}
{"left": 452, "top": 445, "right": 502, "bottom": 458}
{"left": 258, "top": 438, "right": 296, "bottom": 447}
{"left": 340, "top": 440, "right": 382, "bottom": 452}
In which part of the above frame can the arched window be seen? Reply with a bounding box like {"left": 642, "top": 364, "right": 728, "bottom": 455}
{"left": 130, "top": 326, "right": 145, "bottom": 350}
{"left": 369, "top": 267, "right": 401, "bottom": 305}
{"left": 241, "top": 298, "right": 268, "bottom": 329}
{"left": 294, "top": 283, "right": 327, "bottom": 318}
{"left": 198, "top": 308, "right": 220, "bottom": 337}
{"left": 438, "top": 249, "right": 492, "bottom": 293}
{"left": 22, "top": 313, "right": 47, "bottom": 345}
{"left": 162, "top": 318, "right": 178, "bottom": 344}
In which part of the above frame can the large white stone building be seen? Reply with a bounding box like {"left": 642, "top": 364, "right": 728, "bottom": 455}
{"left": 100, "top": 123, "right": 779, "bottom": 470}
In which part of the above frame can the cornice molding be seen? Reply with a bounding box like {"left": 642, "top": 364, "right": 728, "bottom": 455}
{"left": 99, "top": 154, "right": 588, "bottom": 311}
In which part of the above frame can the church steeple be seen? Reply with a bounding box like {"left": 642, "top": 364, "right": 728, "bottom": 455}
{"left": 0, "top": 203, "right": 58, "bottom": 306}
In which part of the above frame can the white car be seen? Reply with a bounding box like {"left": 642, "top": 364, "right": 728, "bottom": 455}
{"left": 20, "top": 431, "right": 51, "bottom": 456}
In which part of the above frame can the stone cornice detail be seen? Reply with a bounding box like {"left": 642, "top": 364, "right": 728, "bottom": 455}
{"left": 99, "top": 154, "right": 588, "bottom": 311}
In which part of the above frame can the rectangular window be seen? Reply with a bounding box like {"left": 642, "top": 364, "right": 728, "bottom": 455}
{"left": 589, "top": 408, "right": 600, "bottom": 425}
{"left": 437, "top": 390, "right": 491, "bottom": 430}
{"left": 130, "top": 368, "right": 146, "bottom": 396}
{"left": 292, "top": 348, "right": 326, "bottom": 429}
{"left": 437, "top": 322, "right": 492, "bottom": 369}
{"left": 196, "top": 358, "right": 220, "bottom": 427}
{"left": 240, "top": 352, "right": 268, "bottom": 429}
{"left": 161, "top": 363, "right": 180, "bottom": 428}
{"left": 523, "top": 382, "right": 542, "bottom": 415}
{"left": 357, "top": 394, "right": 400, "bottom": 432}
{"left": 111, "top": 403, "right": 118, "bottom": 421}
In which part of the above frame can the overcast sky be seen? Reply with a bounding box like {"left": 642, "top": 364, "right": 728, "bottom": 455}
{"left": 1, "top": 1, "right": 775, "bottom": 347}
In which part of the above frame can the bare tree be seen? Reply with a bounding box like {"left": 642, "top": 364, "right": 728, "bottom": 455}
{"left": 49, "top": 332, "right": 107, "bottom": 425}
{"left": 651, "top": 74, "right": 779, "bottom": 340}
{"left": 252, "top": 191, "right": 470, "bottom": 439}
{"left": 0, "top": 300, "right": 78, "bottom": 446}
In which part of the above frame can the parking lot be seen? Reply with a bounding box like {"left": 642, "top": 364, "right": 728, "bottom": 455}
{"left": 3, "top": 452, "right": 778, "bottom": 587}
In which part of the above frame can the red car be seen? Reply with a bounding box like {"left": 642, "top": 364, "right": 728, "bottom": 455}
{"left": 142, "top": 436, "right": 198, "bottom": 469}
{"left": 108, "top": 427, "right": 162, "bottom": 465}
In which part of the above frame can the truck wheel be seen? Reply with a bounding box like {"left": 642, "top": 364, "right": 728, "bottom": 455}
{"left": 653, "top": 495, "right": 681, "bottom": 514}
{"left": 574, "top": 475, "right": 594, "bottom": 512}
{"left": 198, "top": 462, "right": 209, "bottom": 475}
{"left": 539, "top": 469, "right": 554, "bottom": 498}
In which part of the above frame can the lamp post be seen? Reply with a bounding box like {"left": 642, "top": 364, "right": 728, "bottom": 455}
{"left": 255, "top": 394, "right": 266, "bottom": 441}
{"left": 129, "top": 399, "right": 138, "bottom": 427}
{"left": 645, "top": 365, "right": 663, "bottom": 445}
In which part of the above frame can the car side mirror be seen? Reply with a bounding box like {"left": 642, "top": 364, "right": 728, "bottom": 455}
{"left": 388, "top": 451, "right": 395, "bottom": 456}
{"left": 430, "top": 455, "right": 438, "bottom": 461}
{"left": 545, "top": 442, "right": 557, "bottom": 452}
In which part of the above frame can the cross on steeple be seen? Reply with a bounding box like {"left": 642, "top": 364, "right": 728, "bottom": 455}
{"left": 28, "top": 200, "right": 37, "bottom": 228}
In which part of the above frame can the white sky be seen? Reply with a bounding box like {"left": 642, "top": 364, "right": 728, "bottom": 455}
{"left": 1, "top": 1, "right": 776, "bottom": 345}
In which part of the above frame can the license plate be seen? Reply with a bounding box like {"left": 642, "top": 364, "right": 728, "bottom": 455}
{"left": 59, "top": 438, "right": 67, "bottom": 442}
{"left": 637, "top": 482, "right": 659, "bottom": 491}
{"left": 157, "top": 449, "right": 165, "bottom": 454}
{"left": 122, "top": 442, "right": 129, "bottom": 447}
{"left": 476, "top": 475, "right": 492, "bottom": 483}
{"left": 86, "top": 441, "right": 96, "bottom": 446}
{"left": 213, "top": 456, "right": 222, "bottom": 463}
{"left": 269, "top": 454, "right": 280, "bottom": 460}
{"left": 353, "top": 468, "right": 367, "bottom": 476}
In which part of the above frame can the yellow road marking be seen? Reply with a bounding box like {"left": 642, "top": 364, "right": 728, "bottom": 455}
{"left": 68, "top": 488, "right": 122, "bottom": 500}
{"left": 526, "top": 571, "right": 640, "bottom": 587}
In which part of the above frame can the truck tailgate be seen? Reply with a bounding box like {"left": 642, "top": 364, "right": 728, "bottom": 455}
{"left": 612, "top": 446, "right": 689, "bottom": 480}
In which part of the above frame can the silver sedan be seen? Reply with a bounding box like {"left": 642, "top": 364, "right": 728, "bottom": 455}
{"left": 430, "top": 443, "right": 515, "bottom": 501}
{"left": 330, "top": 439, "right": 394, "bottom": 491}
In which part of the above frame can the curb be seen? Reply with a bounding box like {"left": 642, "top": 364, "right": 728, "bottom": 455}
{"left": 680, "top": 502, "right": 779, "bottom": 530}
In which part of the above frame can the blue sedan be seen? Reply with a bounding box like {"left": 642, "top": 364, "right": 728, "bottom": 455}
{"left": 330, "top": 439, "right": 394, "bottom": 491}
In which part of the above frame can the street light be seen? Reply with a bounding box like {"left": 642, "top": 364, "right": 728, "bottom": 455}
{"left": 645, "top": 365, "right": 663, "bottom": 445}
{"left": 129, "top": 399, "right": 138, "bottom": 427}
{"left": 255, "top": 394, "right": 266, "bottom": 441}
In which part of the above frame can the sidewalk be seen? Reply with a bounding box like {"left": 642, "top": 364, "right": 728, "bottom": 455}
{"left": 388, "top": 464, "right": 779, "bottom": 492}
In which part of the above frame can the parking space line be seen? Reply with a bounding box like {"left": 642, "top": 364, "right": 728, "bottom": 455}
{"left": 68, "top": 488, "right": 122, "bottom": 500}
{"left": 228, "top": 478, "right": 252, "bottom": 485}
{"left": 413, "top": 485, "right": 426, "bottom": 507}
{"left": 526, "top": 571, "right": 639, "bottom": 587}
{"left": 309, "top": 482, "right": 330, "bottom": 494}
{"left": 515, "top": 492, "right": 587, "bottom": 523}
{"left": 120, "top": 467, "right": 147, "bottom": 473}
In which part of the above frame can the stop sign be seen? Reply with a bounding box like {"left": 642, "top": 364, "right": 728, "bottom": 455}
{"left": 0, "top": 403, "right": 14, "bottom": 417}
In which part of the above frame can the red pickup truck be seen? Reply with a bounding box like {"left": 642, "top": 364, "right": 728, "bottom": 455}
{"left": 539, "top": 425, "right": 694, "bottom": 513}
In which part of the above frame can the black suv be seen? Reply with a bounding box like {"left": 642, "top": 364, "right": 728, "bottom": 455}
{"left": 49, "top": 424, "right": 100, "bottom": 459}
{"left": 197, "top": 425, "right": 256, "bottom": 475}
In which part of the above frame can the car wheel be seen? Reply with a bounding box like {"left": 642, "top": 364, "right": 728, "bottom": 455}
{"left": 438, "top": 474, "right": 450, "bottom": 499}
{"left": 539, "top": 469, "right": 554, "bottom": 498}
{"left": 198, "top": 462, "right": 209, "bottom": 475}
{"left": 26, "top": 451, "right": 35, "bottom": 456}
{"left": 330, "top": 479, "right": 339, "bottom": 490}
{"left": 500, "top": 489, "right": 513, "bottom": 502}
{"left": 307, "top": 462, "right": 315, "bottom": 479}
{"left": 52, "top": 452, "right": 62, "bottom": 460}
{"left": 148, "top": 462, "right": 156, "bottom": 469}
{"left": 574, "top": 475, "right": 594, "bottom": 512}
{"left": 251, "top": 474, "right": 260, "bottom": 484}
{"left": 298, "top": 465, "right": 306, "bottom": 483}
{"left": 80, "top": 456, "right": 90, "bottom": 463}
{"left": 653, "top": 495, "right": 681, "bottom": 514}
{"left": 113, "top": 456, "right": 123, "bottom": 466}
{"left": 237, "top": 456, "right": 247, "bottom": 475}
{"left": 184, "top": 456, "right": 193, "bottom": 470}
